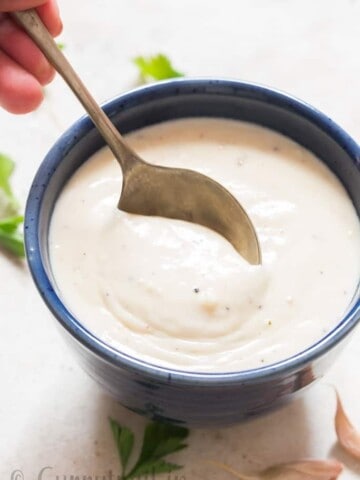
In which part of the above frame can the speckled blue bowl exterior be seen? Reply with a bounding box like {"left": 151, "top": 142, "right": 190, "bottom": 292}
{"left": 25, "top": 79, "right": 360, "bottom": 427}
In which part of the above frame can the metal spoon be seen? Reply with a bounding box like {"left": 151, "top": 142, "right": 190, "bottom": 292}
{"left": 13, "top": 9, "right": 261, "bottom": 265}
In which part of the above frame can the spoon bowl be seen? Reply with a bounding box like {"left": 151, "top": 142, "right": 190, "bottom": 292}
{"left": 120, "top": 157, "right": 261, "bottom": 264}
{"left": 12, "top": 9, "right": 261, "bottom": 265}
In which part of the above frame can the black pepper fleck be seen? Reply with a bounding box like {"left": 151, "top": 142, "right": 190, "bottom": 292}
{"left": 194, "top": 288, "right": 200, "bottom": 293}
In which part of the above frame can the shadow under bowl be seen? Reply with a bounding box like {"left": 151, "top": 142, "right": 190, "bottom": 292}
{"left": 25, "top": 78, "right": 360, "bottom": 427}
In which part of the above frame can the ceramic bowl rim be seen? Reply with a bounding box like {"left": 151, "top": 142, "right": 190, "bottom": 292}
{"left": 25, "top": 77, "right": 360, "bottom": 387}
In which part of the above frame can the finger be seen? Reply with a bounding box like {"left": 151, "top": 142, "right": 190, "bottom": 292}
{"left": 36, "top": 0, "right": 62, "bottom": 37}
{"left": 0, "top": 0, "right": 47, "bottom": 12}
{"left": 0, "top": 0, "right": 62, "bottom": 37}
{"left": 0, "top": 14, "right": 55, "bottom": 85}
{"left": 0, "top": 49, "right": 43, "bottom": 114}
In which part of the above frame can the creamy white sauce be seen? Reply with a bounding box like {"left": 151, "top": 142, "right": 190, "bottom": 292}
{"left": 49, "top": 118, "right": 360, "bottom": 372}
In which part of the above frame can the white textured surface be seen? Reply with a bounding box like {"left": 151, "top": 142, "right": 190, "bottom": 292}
{"left": 0, "top": 0, "right": 359, "bottom": 479}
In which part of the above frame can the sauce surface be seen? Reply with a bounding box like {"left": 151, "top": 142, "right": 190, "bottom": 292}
{"left": 49, "top": 119, "right": 360, "bottom": 372}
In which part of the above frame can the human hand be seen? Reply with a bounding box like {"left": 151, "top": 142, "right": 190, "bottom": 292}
{"left": 0, "top": 0, "right": 62, "bottom": 114}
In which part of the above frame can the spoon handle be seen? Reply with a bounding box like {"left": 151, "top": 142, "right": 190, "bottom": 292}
{"left": 11, "top": 9, "right": 140, "bottom": 171}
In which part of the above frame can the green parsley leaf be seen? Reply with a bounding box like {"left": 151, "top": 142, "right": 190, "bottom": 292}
{"left": 110, "top": 418, "right": 135, "bottom": 474}
{"left": 133, "top": 54, "right": 184, "bottom": 82}
{"left": 57, "top": 42, "right": 66, "bottom": 51}
{"left": 125, "top": 422, "right": 188, "bottom": 480}
{"left": 109, "top": 419, "right": 189, "bottom": 480}
{"left": 0, "top": 154, "right": 19, "bottom": 216}
{"left": 0, "top": 229, "right": 25, "bottom": 257}
{"left": 0, "top": 215, "right": 24, "bottom": 233}
{"left": 0, "top": 154, "right": 25, "bottom": 257}
{"left": 0, "top": 153, "right": 14, "bottom": 197}
{"left": 138, "top": 422, "right": 189, "bottom": 462}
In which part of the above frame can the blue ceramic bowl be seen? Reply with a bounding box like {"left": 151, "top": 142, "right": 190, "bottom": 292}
{"left": 25, "top": 79, "right": 360, "bottom": 427}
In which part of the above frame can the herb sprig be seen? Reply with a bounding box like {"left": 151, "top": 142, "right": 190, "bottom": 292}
{"left": 0, "top": 154, "right": 25, "bottom": 257}
{"left": 133, "top": 54, "right": 184, "bottom": 82}
{"left": 110, "top": 418, "right": 189, "bottom": 480}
